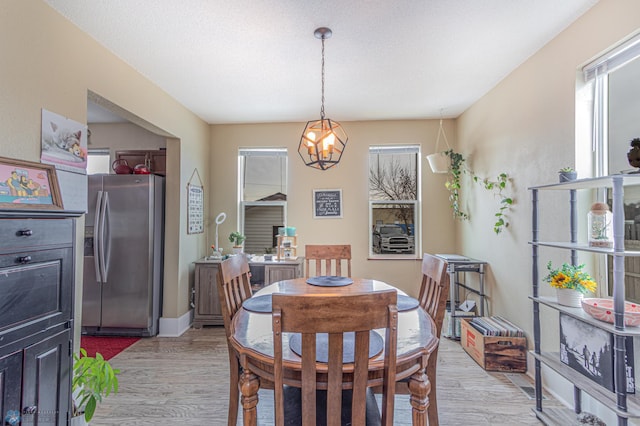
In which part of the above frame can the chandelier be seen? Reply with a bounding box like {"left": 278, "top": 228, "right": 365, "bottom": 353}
{"left": 298, "top": 27, "right": 348, "bottom": 171}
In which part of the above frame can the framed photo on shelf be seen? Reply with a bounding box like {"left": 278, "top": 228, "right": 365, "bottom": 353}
{"left": 0, "top": 156, "right": 63, "bottom": 210}
{"left": 559, "top": 313, "right": 635, "bottom": 393}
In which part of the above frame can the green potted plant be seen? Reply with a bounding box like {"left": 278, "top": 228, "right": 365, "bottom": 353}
{"left": 558, "top": 166, "right": 577, "bottom": 182}
{"left": 543, "top": 261, "right": 597, "bottom": 307}
{"left": 444, "top": 149, "right": 468, "bottom": 221}
{"left": 72, "top": 349, "right": 120, "bottom": 425}
{"left": 229, "top": 231, "right": 246, "bottom": 254}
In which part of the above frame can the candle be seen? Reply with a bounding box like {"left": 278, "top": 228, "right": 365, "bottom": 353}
{"left": 306, "top": 132, "right": 316, "bottom": 155}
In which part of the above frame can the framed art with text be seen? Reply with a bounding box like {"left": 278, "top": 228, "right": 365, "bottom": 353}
{"left": 187, "top": 183, "right": 204, "bottom": 234}
{"left": 313, "top": 189, "right": 342, "bottom": 219}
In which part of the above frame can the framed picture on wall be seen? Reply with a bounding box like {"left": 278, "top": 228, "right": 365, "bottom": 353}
{"left": 0, "top": 156, "right": 63, "bottom": 210}
{"left": 187, "top": 183, "right": 204, "bottom": 234}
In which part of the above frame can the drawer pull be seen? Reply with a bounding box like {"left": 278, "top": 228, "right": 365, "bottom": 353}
{"left": 18, "top": 229, "right": 33, "bottom": 236}
{"left": 22, "top": 406, "right": 37, "bottom": 415}
{"left": 17, "top": 256, "right": 32, "bottom": 264}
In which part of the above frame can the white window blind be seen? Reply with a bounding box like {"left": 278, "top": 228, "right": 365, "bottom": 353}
{"left": 239, "top": 148, "right": 287, "bottom": 157}
{"left": 583, "top": 32, "right": 640, "bottom": 81}
{"left": 369, "top": 145, "right": 420, "bottom": 155}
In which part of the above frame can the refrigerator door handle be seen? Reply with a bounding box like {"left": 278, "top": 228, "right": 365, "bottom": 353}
{"left": 94, "top": 190, "right": 104, "bottom": 283}
{"left": 98, "top": 191, "right": 110, "bottom": 283}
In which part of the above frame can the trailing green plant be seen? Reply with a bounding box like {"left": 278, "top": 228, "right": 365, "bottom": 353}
{"left": 443, "top": 149, "right": 514, "bottom": 234}
{"left": 228, "top": 231, "right": 246, "bottom": 246}
{"left": 444, "top": 150, "right": 468, "bottom": 221}
{"left": 72, "top": 349, "right": 120, "bottom": 422}
{"left": 473, "top": 172, "right": 513, "bottom": 234}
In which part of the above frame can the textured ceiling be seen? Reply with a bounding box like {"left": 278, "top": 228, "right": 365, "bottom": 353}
{"left": 45, "top": 0, "right": 598, "bottom": 124}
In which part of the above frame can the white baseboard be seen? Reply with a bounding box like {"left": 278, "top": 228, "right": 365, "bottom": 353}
{"left": 157, "top": 309, "right": 193, "bottom": 337}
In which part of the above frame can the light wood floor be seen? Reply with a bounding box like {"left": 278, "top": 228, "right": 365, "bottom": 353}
{"left": 90, "top": 326, "right": 563, "bottom": 425}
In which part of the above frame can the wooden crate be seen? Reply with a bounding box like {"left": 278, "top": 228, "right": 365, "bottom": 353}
{"left": 460, "top": 318, "right": 527, "bottom": 373}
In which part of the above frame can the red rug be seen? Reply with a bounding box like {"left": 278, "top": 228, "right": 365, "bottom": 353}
{"left": 80, "top": 336, "right": 140, "bottom": 360}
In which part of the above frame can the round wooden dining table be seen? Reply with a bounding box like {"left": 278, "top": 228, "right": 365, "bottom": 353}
{"left": 229, "top": 277, "right": 438, "bottom": 426}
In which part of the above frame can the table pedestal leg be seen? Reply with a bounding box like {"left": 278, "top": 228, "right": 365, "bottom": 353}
{"left": 239, "top": 367, "right": 260, "bottom": 426}
{"left": 409, "top": 369, "right": 430, "bottom": 426}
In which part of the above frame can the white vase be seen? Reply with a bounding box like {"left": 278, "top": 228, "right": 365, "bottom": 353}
{"left": 71, "top": 415, "right": 88, "bottom": 426}
{"left": 556, "top": 288, "right": 583, "bottom": 307}
{"left": 426, "top": 152, "right": 449, "bottom": 174}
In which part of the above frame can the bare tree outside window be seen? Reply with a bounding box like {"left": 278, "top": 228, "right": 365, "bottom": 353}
{"left": 369, "top": 146, "right": 420, "bottom": 256}
{"left": 369, "top": 156, "right": 417, "bottom": 235}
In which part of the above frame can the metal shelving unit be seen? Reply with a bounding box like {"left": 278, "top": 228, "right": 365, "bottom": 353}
{"left": 530, "top": 174, "right": 640, "bottom": 426}
{"left": 435, "top": 254, "right": 487, "bottom": 340}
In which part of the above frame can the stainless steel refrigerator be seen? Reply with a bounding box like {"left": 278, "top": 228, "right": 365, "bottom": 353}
{"left": 82, "top": 174, "right": 164, "bottom": 336}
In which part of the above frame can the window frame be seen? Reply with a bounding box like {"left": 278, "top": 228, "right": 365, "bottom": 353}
{"left": 368, "top": 144, "right": 421, "bottom": 259}
{"left": 584, "top": 32, "right": 640, "bottom": 177}
{"left": 583, "top": 32, "right": 640, "bottom": 301}
{"left": 237, "top": 148, "right": 288, "bottom": 248}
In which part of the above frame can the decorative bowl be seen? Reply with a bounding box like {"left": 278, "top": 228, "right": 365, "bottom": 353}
{"left": 581, "top": 298, "right": 640, "bottom": 327}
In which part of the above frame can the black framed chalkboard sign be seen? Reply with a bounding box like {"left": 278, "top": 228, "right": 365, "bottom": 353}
{"left": 313, "top": 189, "right": 343, "bottom": 218}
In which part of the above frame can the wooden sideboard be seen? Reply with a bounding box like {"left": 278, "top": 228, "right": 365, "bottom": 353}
{"left": 193, "top": 257, "right": 304, "bottom": 328}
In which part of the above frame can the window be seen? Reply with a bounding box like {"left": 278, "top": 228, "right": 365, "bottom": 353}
{"left": 238, "top": 148, "right": 287, "bottom": 254}
{"left": 584, "top": 33, "right": 640, "bottom": 302}
{"left": 584, "top": 32, "right": 640, "bottom": 176}
{"left": 369, "top": 145, "right": 420, "bottom": 258}
{"left": 87, "top": 148, "right": 110, "bottom": 174}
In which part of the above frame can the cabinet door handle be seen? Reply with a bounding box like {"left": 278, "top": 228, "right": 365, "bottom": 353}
{"left": 17, "top": 255, "right": 32, "bottom": 264}
{"left": 18, "top": 229, "right": 33, "bottom": 236}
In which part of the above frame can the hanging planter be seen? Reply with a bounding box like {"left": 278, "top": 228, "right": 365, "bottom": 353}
{"left": 427, "top": 152, "right": 450, "bottom": 174}
{"left": 427, "top": 118, "right": 451, "bottom": 174}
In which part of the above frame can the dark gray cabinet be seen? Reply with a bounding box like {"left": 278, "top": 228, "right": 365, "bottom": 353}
{"left": 0, "top": 350, "right": 22, "bottom": 423}
{"left": 0, "top": 211, "right": 78, "bottom": 426}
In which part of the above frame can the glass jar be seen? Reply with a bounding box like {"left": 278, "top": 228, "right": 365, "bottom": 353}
{"left": 588, "top": 202, "right": 613, "bottom": 248}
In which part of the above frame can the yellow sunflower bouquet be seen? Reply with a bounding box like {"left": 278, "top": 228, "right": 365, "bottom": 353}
{"left": 543, "top": 261, "right": 597, "bottom": 294}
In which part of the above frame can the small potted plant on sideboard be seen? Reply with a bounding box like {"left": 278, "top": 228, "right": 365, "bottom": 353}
{"left": 229, "top": 231, "right": 246, "bottom": 254}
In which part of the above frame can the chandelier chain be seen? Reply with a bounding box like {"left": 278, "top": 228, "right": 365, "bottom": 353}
{"left": 320, "top": 35, "right": 325, "bottom": 119}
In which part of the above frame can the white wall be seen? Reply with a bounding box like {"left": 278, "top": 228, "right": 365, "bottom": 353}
{"left": 0, "top": 1, "right": 210, "bottom": 339}
{"left": 89, "top": 122, "right": 166, "bottom": 161}
{"left": 210, "top": 120, "right": 458, "bottom": 297}
{"left": 457, "top": 0, "right": 640, "bottom": 422}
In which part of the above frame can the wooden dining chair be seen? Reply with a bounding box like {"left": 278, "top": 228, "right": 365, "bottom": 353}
{"left": 217, "top": 255, "right": 253, "bottom": 426}
{"left": 415, "top": 253, "right": 450, "bottom": 426}
{"left": 272, "top": 290, "right": 398, "bottom": 426}
{"left": 304, "top": 244, "right": 352, "bottom": 277}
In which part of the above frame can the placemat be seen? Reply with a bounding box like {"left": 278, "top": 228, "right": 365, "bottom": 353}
{"left": 289, "top": 331, "right": 383, "bottom": 363}
{"left": 397, "top": 295, "right": 420, "bottom": 312}
{"left": 306, "top": 276, "right": 354, "bottom": 287}
{"left": 242, "top": 295, "right": 272, "bottom": 313}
